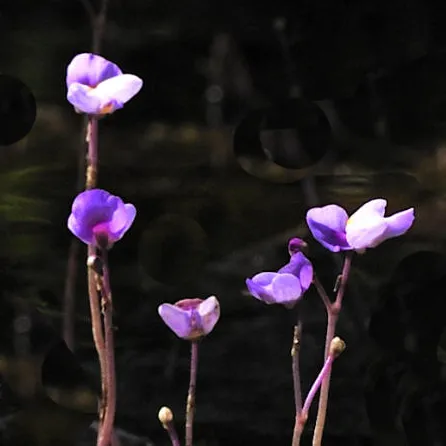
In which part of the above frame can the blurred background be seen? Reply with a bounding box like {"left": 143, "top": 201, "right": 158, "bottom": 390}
{"left": 1, "top": 0, "right": 446, "bottom": 445}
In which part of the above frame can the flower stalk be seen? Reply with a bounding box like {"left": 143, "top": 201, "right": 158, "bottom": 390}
{"left": 185, "top": 341, "right": 199, "bottom": 446}
{"left": 159, "top": 407, "right": 181, "bottom": 446}
{"left": 95, "top": 250, "right": 117, "bottom": 446}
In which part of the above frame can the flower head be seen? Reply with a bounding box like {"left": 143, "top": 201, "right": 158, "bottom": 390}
{"left": 306, "top": 199, "right": 415, "bottom": 253}
{"left": 66, "top": 53, "right": 143, "bottom": 115}
{"left": 246, "top": 249, "right": 313, "bottom": 307}
{"left": 158, "top": 296, "right": 220, "bottom": 341}
{"left": 67, "top": 189, "right": 136, "bottom": 248}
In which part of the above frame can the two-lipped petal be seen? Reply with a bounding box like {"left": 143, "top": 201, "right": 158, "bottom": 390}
{"left": 306, "top": 205, "right": 350, "bottom": 252}
{"left": 67, "top": 74, "right": 143, "bottom": 115}
{"left": 66, "top": 53, "right": 122, "bottom": 88}
{"left": 278, "top": 252, "right": 313, "bottom": 291}
{"left": 306, "top": 198, "right": 415, "bottom": 252}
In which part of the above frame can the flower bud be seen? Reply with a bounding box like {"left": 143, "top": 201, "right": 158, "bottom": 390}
{"left": 158, "top": 406, "right": 173, "bottom": 427}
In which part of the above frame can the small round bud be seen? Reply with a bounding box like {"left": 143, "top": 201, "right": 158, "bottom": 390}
{"left": 329, "top": 336, "right": 346, "bottom": 358}
{"left": 158, "top": 406, "right": 173, "bottom": 426}
{"left": 87, "top": 255, "right": 103, "bottom": 274}
{"left": 288, "top": 237, "right": 308, "bottom": 256}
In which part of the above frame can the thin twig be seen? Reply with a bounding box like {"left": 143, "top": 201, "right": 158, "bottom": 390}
{"left": 185, "top": 341, "right": 199, "bottom": 446}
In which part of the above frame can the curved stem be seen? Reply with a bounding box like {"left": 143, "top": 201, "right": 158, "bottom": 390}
{"left": 185, "top": 341, "right": 199, "bottom": 446}
{"left": 312, "top": 252, "right": 353, "bottom": 446}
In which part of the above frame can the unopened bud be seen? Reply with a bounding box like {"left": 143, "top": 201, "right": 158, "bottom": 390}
{"left": 158, "top": 406, "right": 173, "bottom": 427}
{"left": 288, "top": 237, "right": 308, "bottom": 256}
{"left": 329, "top": 336, "right": 346, "bottom": 358}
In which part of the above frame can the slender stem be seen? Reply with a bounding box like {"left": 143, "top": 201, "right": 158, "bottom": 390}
{"left": 302, "top": 356, "right": 334, "bottom": 417}
{"left": 185, "top": 341, "right": 199, "bottom": 446}
{"left": 312, "top": 252, "right": 353, "bottom": 446}
{"left": 291, "top": 321, "right": 302, "bottom": 414}
{"left": 96, "top": 250, "right": 117, "bottom": 446}
{"left": 290, "top": 320, "right": 303, "bottom": 446}
{"left": 165, "top": 420, "right": 182, "bottom": 446}
{"left": 87, "top": 246, "right": 108, "bottom": 404}
{"left": 86, "top": 117, "right": 99, "bottom": 189}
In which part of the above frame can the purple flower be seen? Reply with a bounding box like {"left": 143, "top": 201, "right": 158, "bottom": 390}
{"left": 306, "top": 198, "right": 415, "bottom": 253}
{"left": 67, "top": 189, "right": 136, "bottom": 248}
{"left": 246, "top": 251, "right": 313, "bottom": 306}
{"left": 158, "top": 296, "right": 220, "bottom": 341}
{"left": 66, "top": 53, "right": 143, "bottom": 115}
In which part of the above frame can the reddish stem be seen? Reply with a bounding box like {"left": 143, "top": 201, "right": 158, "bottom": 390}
{"left": 96, "top": 250, "right": 117, "bottom": 446}
{"left": 185, "top": 341, "right": 199, "bottom": 446}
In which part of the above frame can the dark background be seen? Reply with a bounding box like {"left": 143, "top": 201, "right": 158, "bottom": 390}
{"left": 1, "top": 0, "right": 446, "bottom": 445}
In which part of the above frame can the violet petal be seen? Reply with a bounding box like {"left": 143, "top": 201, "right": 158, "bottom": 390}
{"left": 306, "top": 204, "right": 351, "bottom": 252}
{"left": 197, "top": 296, "right": 220, "bottom": 335}
{"left": 66, "top": 53, "right": 122, "bottom": 88}
{"left": 271, "top": 274, "right": 302, "bottom": 304}
{"left": 158, "top": 304, "right": 191, "bottom": 339}
{"left": 383, "top": 208, "right": 415, "bottom": 240}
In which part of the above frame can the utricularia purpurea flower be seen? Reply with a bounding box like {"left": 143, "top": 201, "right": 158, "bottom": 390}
{"left": 68, "top": 189, "right": 136, "bottom": 249}
{"left": 306, "top": 198, "right": 415, "bottom": 253}
{"left": 158, "top": 296, "right": 220, "bottom": 341}
{"left": 246, "top": 239, "right": 313, "bottom": 307}
{"left": 66, "top": 53, "right": 143, "bottom": 115}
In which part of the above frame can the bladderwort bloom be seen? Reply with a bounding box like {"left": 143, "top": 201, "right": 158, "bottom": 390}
{"left": 246, "top": 242, "right": 313, "bottom": 307}
{"left": 66, "top": 53, "right": 143, "bottom": 115}
{"left": 158, "top": 296, "right": 220, "bottom": 341}
{"left": 306, "top": 198, "right": 415, "bottom": 253}
{"left": 68, "top": 189, "right": 136, "bottom": 248}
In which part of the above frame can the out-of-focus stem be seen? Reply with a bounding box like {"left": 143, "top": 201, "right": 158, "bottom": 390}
{"left": 96, "top": 250, "right": 117, "bottom": 446}
{"left": 185, "top": 341, "right": 199, "bottom": 446}
{"left": 312, "top": 252, "right": 353, "bottom": 446}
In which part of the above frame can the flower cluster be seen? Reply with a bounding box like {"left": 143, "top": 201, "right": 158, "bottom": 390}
{"left": 64, "top": 50, "right": 418, "bottom": 446}
{"left": 245, "top": 199, "right": 415, "bottom": 305}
